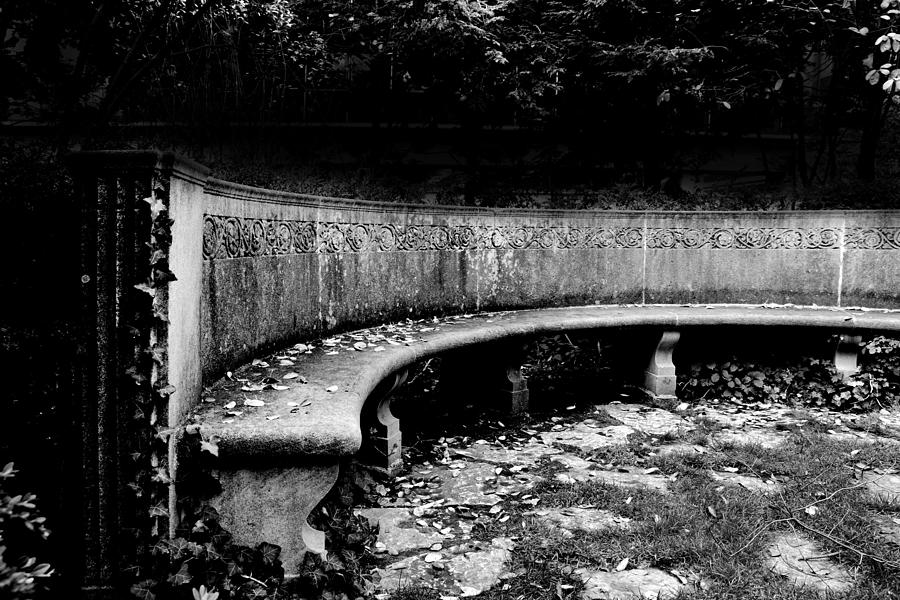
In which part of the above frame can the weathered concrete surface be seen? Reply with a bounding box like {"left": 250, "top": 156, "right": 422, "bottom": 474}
{"left": 602, "top": 403, "right": 693, "bottom": 437}
{"left": 872, "top": 513, "right": 900, "bottom": 543}
{"left": 713, "top": 427, "right": 791, "bottom": 449}
{"left": 765, "top": 533, "right": 855, "bottom": 596}
{"left": 541, "top": 423, "right": 637, "bottom": 453}
{"left": 354, "top": 396, "right": 900, "bottom": 598}
{"left": 861, "top": 471, "right": 900, "bottom": 506}
{"left": 555, "top": 465, "right": 672, "bottom": 493}
{"left": 356, "top": 508, "right": 449, "bottom": 554}
{"left": 708, "top": 470, "right": 781, "bottom": 494}
{"left": 210, "top": 462, "right": 339, "bottom": 571}
{"left": 199, "top": 169, "right": 900, "bottom": 383}
{"left": 526, "top": 508, "right": 632, "bottom": 535}
{"left": 371, "top": 539, "right": 515, "bottom": 597}
{"left": 576, "top": 567, "right": 686, "bottom": 600}
{"left": 451, "top": 439, "right": 562, "bottom": 465}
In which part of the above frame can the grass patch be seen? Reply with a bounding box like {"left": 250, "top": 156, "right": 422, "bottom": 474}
{"left": 523, "top": 429, "right": 900, "bottom": 598}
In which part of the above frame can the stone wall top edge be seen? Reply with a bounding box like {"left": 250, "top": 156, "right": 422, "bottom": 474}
{"left": 205, "top": 177, "right": 900, "bottom": 220}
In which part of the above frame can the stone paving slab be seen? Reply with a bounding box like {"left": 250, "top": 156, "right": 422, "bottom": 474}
{"left": 652, "top": 442, "right": 709, "bottom": 457}
{"left": 541, "top": 423, "right": 636, "bottom": 453}
{"left": 575, "top": 567, "right": 686, "bottom": 600}
{"left": 555, "top": 464, "right": 672, "bottom": 493}
{"left": 602, "top": 403, "right": 693, "bottom": 437}
{"left": 370, "top": 538, "right": 516, "bottom": 597}
{"left": 765, "top": 532, "right": 855, "bottom": 596}
{"left": 861, "top": 471, "right": 900, "bottom": 506}
{"left": 872, "top": 513, "right": 900, "bottom": 544}
{"left": 356, "top": 508, "right": 449, "bottom": 555}
{"left": 356, "top": 394, "right": 900, "bottom": 599}
{"left": 712, "top": 427, "right": 791, "bottom": 449}
{"left": 450, "top": 439, "right": 562, "bottom": 466}
{"left": 525, "top": 508, "right": 632, "bottom": 536}
{"left": 709, "top": 471, "right": 781, "bottom": 494}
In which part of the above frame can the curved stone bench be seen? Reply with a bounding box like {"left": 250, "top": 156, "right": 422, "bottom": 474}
{"left": 67, "top": 151, "right": 900, "bottom": 594}
{"left": 192, "top": 303, "right": 900, "bottom": 570}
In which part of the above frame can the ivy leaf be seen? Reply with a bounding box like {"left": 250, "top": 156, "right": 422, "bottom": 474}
{"left": 130, "top": 579, "right": 157, "bottom": 600}
{"left": 168, "top": 561, "right": 192, "bottom": 586}
{"left": 256, "top": 542, "right": 281, "bottom": 566}
{"left": 226, "top": 560, "right": 243, "bottom": 577}
{"left": 235, "top": 546, "right": 256, "bottom": 566}
{"left": 239, "top": 582, "right": 269, "bottom": 600}
{"left": 158, "top": 384, "right": 177, "bottom": 397}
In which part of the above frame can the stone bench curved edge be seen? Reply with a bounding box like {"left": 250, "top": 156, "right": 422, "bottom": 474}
{"left": 190, "top": 302, "right": 900, "bottom": 570}
{"left": 194, "top": 303, "right": 900, "bottom": 462}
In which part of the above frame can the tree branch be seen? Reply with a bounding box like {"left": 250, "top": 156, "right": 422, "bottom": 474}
{"left": 98, "top": 0, "right": 224, "bottom": 122}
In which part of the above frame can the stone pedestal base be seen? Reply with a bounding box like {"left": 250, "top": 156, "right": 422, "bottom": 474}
{"left": 361, "top": 370, "right": 408, "bottom": 474}
{"left": 834, "top": 334, "right": 863, "bottom": 378}
{"left": 643, "top": 331, "right": 680, "bottom": 400}
{"left": 211, "top": 461, "right": 340, "bottom": 572}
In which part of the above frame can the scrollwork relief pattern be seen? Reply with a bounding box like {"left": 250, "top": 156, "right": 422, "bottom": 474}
{"left": 202, "top": 215, "right": 900, "bottom": 259}
{"left": 202, "top": 215, "right": 643, "bottom": 259}
{"left": 844, "top": 227, "right": 900, "bottom": 249}
{"left": 645, "top": 227, "right": 842, "bottom": 249}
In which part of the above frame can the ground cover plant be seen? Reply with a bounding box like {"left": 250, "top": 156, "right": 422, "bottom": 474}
{"left": 680, "top": 336, "right": 900, "bottom": 412}
{"left": 0, "top": 462, "right": 53, "bottom": 600}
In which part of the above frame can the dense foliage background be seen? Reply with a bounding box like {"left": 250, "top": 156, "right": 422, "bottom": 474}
{"left": 3, "top": 0, "right": 900, "bottom": 187}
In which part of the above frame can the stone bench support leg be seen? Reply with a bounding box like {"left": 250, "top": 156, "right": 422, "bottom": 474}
{"left": 441, "top": 344, "right": 530, "bottom": 416}
{"left": 834, "top": 334, "right": 863, "bottom": 378}
{"left": 644, "top": 331, "right": 680, "bottom": 400}
{"left": 210, "top": 461, "right": 340, "bottom": 573}
{"left": 363, "top": 370, "right": 409, "bottom": 475}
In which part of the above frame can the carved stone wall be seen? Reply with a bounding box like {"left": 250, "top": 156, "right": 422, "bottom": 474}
{"left": 199, "top": 178, "right": 900, "bottom": 379}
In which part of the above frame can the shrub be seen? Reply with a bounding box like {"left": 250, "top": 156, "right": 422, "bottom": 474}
{"left": 0, "top": 463, "right": 53, "bottom": 600}
{"left": 680, "top": 336, "right": 900, "bottom": 411}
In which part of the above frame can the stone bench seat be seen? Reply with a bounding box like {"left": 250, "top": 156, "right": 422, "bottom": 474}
{"left": 191, "top": 303, "right": 900, "bottom": 571}
{"left": 67, "top": 151, "right": 900, "bottom": 596}
{"left": 197, "top": 303, "right": 900, "bottom": 461}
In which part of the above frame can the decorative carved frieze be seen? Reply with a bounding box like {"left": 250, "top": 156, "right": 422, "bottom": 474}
{"left": 202, "top": 215, "right": 900, "bottom": 259}
{"left": 202, "top": 215, "right": 643, "bottom": 259}
{"left": 645, "top": 227, "right": 842, "bottom": 249}
{"left": 844, "top": 227, "right": 900, "bottom": 249}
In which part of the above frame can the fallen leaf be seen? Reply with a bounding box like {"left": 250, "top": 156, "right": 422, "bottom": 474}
{"left": 283, "top": 372, "right": 300, "bottom": 380}
{"left": 200, "top": 440, "right": 219, "bottom": 456}
{"left": 706, "top": 506, "right": 718, "bottom": 519}
{"left": 244, "top": 399, "right": 265, "bottom": 407}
